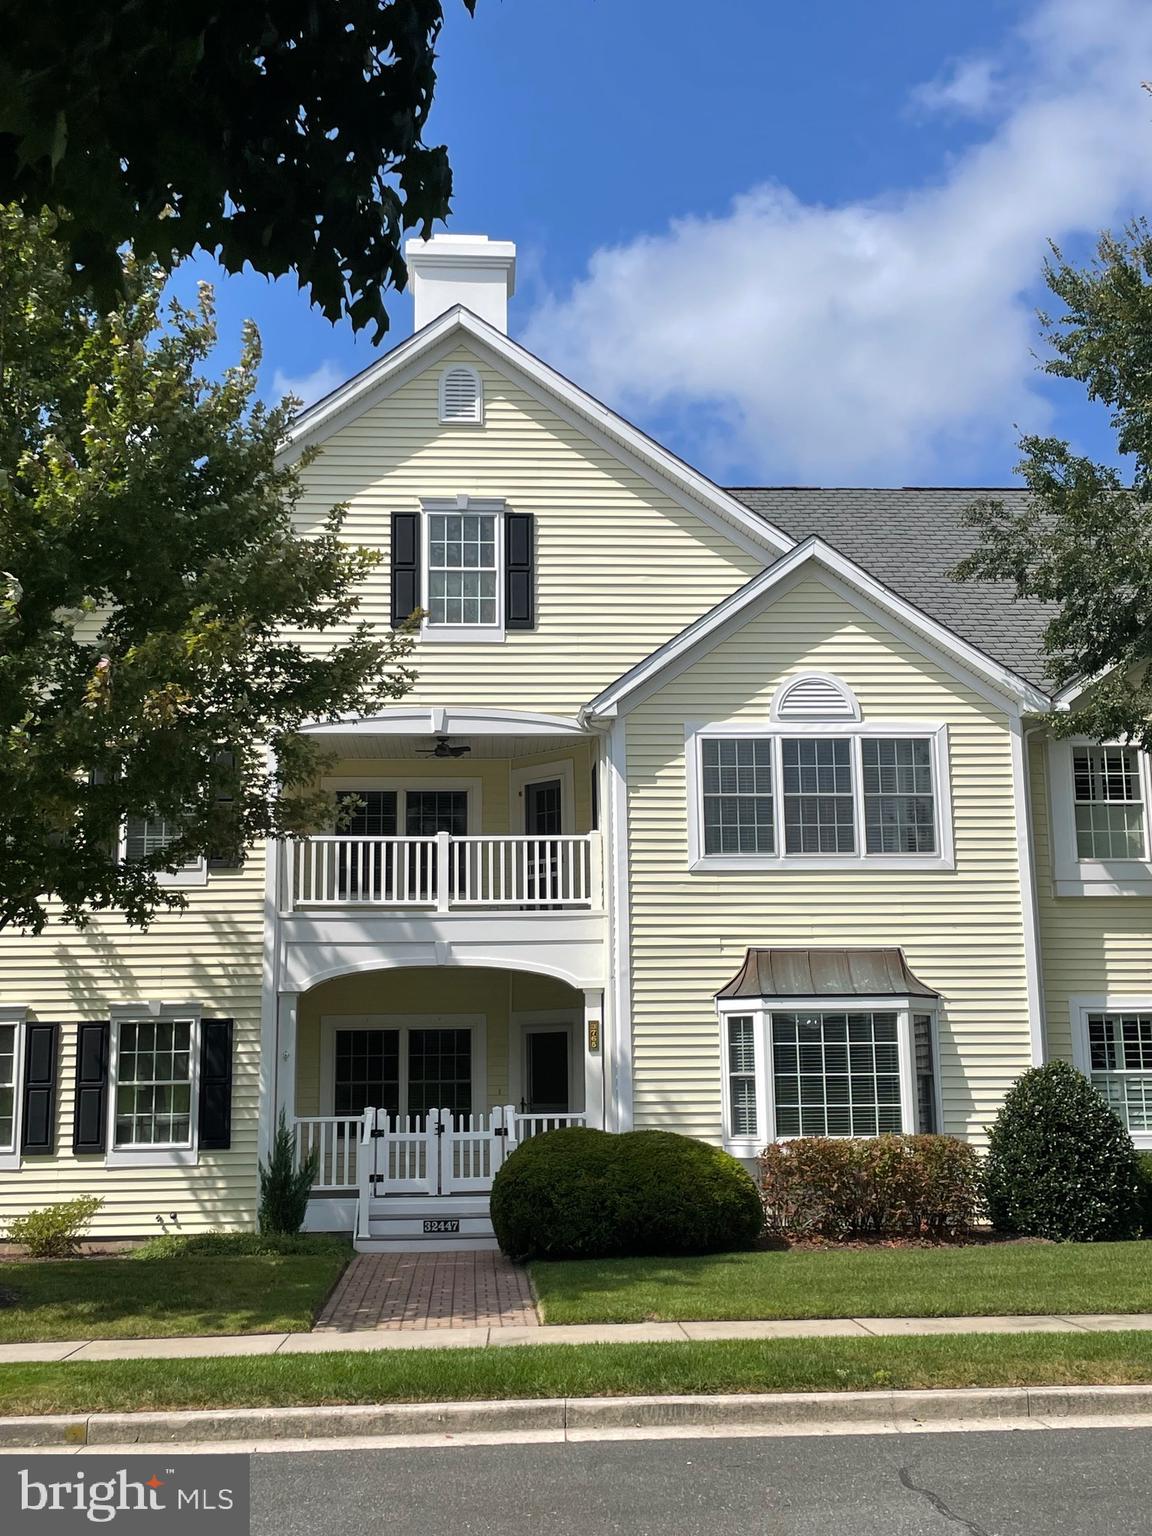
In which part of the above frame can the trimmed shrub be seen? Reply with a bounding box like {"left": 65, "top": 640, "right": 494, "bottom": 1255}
{"left": 258, "top": 1112, "right": 318, "bottom": 1235}
{"left": 1134, "top": 1151, "right": 1152, "bottom": 1236}
{"left": 132, "top": 1232, "right": 350, "bottom": 1260}
{"left": 7, "top": 1196, "right": 103, "bottom": 1257}
{"left": 490, "top": 1128, "right": 763, "bottom": 1261}
{"left": 758, "top": 1135, "right": 981, "bottom": 1241}
{"left": 983, "top": 1060, "right": 1142, "bottom": 1241}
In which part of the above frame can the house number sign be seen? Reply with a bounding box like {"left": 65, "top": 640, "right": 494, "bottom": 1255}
{"left": 588, "top": 1017, "right": 601, "bottom": 1053}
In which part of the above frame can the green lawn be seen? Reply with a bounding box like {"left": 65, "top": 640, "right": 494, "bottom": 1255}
{"left": 3, "top": 1332, "right": 1152, "bottom": 1416}
{"left": 0, "top": 1251, "right": 350, "bottom": 1342}
{"left": 529, "top": 1241, "right": 1152, "bottom": 1324}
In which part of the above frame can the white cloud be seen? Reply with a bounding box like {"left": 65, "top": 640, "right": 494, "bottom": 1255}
{"left": 910, "top": 57, "right": 1001, "bottom": 118}
{"left": 523, "top": 0, "right": 1152, "bottom": 482}
{"left": 271, "top": 359, "right": 344, "bottom": 408}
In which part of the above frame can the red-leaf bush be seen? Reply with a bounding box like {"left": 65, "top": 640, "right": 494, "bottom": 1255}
{"left": 758, "top": 1135, "right": 981, "bottom": 1241}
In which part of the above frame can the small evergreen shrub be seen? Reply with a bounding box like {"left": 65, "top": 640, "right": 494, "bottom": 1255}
{"left": 758, "top": 1135, "right": 981, "bottom": 1241}
{"left": 983, "top": 1060, "right": 1142, "bottom": 1241}
{"left": 132, "top": 1231, "right": 350, "bottom": 1260}
{"left": 258, "top": 1113, "right": 318, "bottom": 1235}
{"left": 490, "top": 1127, "right": 763, "bottom": 1261}
{"left": 7, "top": 1196, "right": 103, "bottom": 1257}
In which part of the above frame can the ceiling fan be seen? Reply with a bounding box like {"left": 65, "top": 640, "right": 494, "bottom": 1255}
{"left": 416, "top": 735, "right": 472, "bottom": 759}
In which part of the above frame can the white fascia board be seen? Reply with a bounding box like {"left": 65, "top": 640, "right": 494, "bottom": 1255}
{"left": 582, "top": 537, "right": 1052, "bottom": 722}
{"left": 1052, "top": 667, "right": 1114, "bottom": 711}
{"left": 301, "top": 706, "right": 589, "bottom": 738}
{"left": 277, "top": 308, "right": 791, "bottom": 561}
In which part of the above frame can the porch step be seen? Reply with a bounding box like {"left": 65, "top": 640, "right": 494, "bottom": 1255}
{"left": 357, "top": 1192, "right": 498, "bottom": 1253}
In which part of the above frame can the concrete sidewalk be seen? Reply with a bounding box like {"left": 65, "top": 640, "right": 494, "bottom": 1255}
{"left": 4, "top": 1311, "right": 1152, "bottom": 1366}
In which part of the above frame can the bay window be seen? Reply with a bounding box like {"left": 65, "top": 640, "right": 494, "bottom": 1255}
{"left": 1071, "top": 997, "right": 1152, "bottom": 1146}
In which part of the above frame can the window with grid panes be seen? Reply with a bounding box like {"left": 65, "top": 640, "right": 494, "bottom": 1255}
{"left": 862, "top": 738, "right": 936, "bottom": 854}
{"left": 114, "top": 1019, "right": 193, "bottom": 1147}
{"left": 407, "top": 1029, "right": 473, "bottom": 1116}
{"left": 334, "top": 1030, "right": 400, "bottom": 1117}
{"left": 0, "top": 1025, "right": 15, "bottom": 1150}
{"left": 1087, "top": 1013, "right": 1152, "bottom": 1133}
{"left": 427, "top": 512, "right": 498, "bottom": 626}
{"left": 913, "top": 1013, "right": 937, "bottom": 1133}
{"left": 727, "top": 1015, "right": 757, "bottom": 1136}
{"left": 1073, "top": 746, "right": 1146, "bottom": 859}
{"left": 781, "top": 738, "right": 855, "bottom": 854}
{"left": 772, "top": 1012, "right": 902, "bottom": 1136}
{"left": 701, "top": 739, "right": 774, "bottom": 854}
{"left": 124, "top": 812, "right": 186, "bottom": 862}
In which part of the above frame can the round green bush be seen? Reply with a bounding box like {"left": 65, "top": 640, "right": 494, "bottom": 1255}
{"left": 983, "top": 1060, "right": 1143, "bottom": 1241}
{"left": 490, "top": 1127, "right": 763, "bottom": 1261}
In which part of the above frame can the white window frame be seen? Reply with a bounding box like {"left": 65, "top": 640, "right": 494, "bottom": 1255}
{"left": 105, "top": 1002, "right": 202, "bottom": 1168}
{"left": 687, "top": 720, "right": 954, "bottom": 872}
{"left": 119, "top": 816, "right": 207, "bottom": 888}
{"left": 1050, "top": 739, "right": 1152, "bottom": 896}
{"left": 0, "top": 1006, "right": 28, "bottom": 1170}
{"left": 717, "top": 996, "right": 934, "bottom": 1157}
{"left": 322, "top": 776, "right": 483, "bottom": 833}
{"left": 437, "top": 364, "right": 484, "bottom": 426}
{"left": 1070, "top": 993, "right": 1152, "bottom": 1149}
{"left": 319, "top": 1014, "right": 488, "bottom": 1117}
{"left": 419, "top": 496, "right": 505, "bottom": 644}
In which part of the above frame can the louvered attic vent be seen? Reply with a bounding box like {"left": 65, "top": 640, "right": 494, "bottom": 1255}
{"left": 772, "top": 673, "right": 860, "bottom": 720}
{"left": 439, "top": 365, "right": 483, "bottom": 424}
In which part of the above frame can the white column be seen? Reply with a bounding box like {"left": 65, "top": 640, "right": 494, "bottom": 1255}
{"left": 274, "top": 992, "right": 299, "bottom": 1130}
{"left": 583, "top": 987, "right": 606, "bottom": 1129}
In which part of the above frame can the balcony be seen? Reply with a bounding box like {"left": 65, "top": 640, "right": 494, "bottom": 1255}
{"left": 283, "top": 831, "right": 602, "bottom": 913}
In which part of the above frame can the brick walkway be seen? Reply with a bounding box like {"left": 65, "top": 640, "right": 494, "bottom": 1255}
{"left": 314, "top": 1252, "right": 539, "bottom": 1332}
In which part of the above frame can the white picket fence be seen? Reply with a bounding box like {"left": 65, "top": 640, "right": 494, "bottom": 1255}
{"left": 293, "top": 1116, "right": 362, "bottom": 1190}
{"left": 283, "top": 831, "right": 601, "bottom": 912}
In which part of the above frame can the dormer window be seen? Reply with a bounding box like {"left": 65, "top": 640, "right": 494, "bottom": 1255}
{"left": 438, "top": 365, "right": 483, "bottom": 425}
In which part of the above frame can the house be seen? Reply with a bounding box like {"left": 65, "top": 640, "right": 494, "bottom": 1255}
{"left": 2, "top": 234, "right": 1149, "bottom": 1251}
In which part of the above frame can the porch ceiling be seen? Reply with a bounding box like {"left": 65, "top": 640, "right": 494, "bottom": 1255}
{"left": 310, "top": 733, "right": 587, "bottom": 760}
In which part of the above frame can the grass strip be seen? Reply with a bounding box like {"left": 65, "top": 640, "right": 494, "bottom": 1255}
{"left": 2, "top": 1333, "right": 1152, "bottom": 1417}
{"left": 530, "top": 1241, "right": 1152, "bottom": 1324}
{"left": 0, "top": 1254, "right": 350, "bottom": 1343}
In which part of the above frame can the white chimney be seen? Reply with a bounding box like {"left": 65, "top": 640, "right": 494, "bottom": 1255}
{"left": 405, "top": 234, "right": 517, "bottom": 334}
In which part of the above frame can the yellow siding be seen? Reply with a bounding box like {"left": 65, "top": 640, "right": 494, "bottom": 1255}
{"left": 0, "top": 854, "right": 266, "bottom": 1236}
{"left": 291, "top": 344, "right": 762, "bottom": 714}
{"left": 1031, "top": 737, "right": 1152, "bottom": 1060}
{"left": 625, "top": 575, "right": 1033, "bottom": 1143}
{"left": 294, "top": 967, "right": 581, "bottom": 1116}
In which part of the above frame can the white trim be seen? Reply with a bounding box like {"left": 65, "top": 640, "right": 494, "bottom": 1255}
{"left": 1013, "top": 721, "right": 1046, "bottom": 1064}
{"left": 509, "top": 758, "right": 576, "bottom": 834}
{"left": 279, "top": 307, "right": 792, "bottom": 560}
{"left": 1069, "top": 993, "right": 1152, "bottom": 1149}
{"left": 301, "top": 706, "right": 589, "bottom": 740}
{"left": 583, "top": 538, "right": 1050, "bottom": 723}
{"left": 0, "top": 1007, "right": 28, "bottom": 1170}
{"left": 509, "top": 1010, "right": 583, "bottom": 1114}
{"left": 437, "top": 363, "right": 483, "bottom": 426}
{"left": 771, "top": 672, "right": 861, "bottom": 722}
{"left": 318, "top": 1013, "right": 487, "bottom": 1117}
{"left": 717, "top": 996, "right": 934, "bottom": 1154}
{"left": 605, "top": 718, "right": 634, "bottom": 1132}
{"left": 686, "top": 719, "right": 954, "bottom": 872}
{"left": 105, "top": 1002, "right": 202, "bottom": 1168}
{"left": 419, "top": 495, "right": 506, "bottom": 644}
{"left": 1048, "top": 737, "right": 1152, "bottom": 896}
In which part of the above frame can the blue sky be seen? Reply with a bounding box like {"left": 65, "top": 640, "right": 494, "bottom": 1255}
{"left": 172, "top": 0, "right": 1152, "bottom": 486}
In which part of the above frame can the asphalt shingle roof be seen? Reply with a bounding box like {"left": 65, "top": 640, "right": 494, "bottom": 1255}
{"left": 727, "top": 487, "right": 1054, "bottom": 688}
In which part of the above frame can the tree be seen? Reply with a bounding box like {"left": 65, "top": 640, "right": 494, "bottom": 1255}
{"left": 0, "top": 206, "right": 417, "bottom": 934}
{"left": 0, "top": 0, "right": 476, "bottom": 341}
{"left": 957, "top": 222, "right": 1152, "bottom": 747}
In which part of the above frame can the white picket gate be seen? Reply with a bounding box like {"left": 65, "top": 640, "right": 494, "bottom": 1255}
{"left": 357, "top": 1105, "right": 519, "bottom": 1204}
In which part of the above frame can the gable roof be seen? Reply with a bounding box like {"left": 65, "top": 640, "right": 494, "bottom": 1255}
{"left": 280, "top": 305, "right": 793, "bottom": 559}
{"left": 729, "top": 487, "right": 1054, "bottom": 686}
{"left": 582, "top": 536, "right": 1051, "bottom": 722}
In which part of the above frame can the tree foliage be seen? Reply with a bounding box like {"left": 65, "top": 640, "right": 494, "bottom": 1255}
{"left": 0, "top": 0, "right": 475, "bottom": 340}
{"left": 0, "top": 206, "right": 417, "bottom": 933}
{"left": 957, "top": 222, "right": 1152, "bottom": 745}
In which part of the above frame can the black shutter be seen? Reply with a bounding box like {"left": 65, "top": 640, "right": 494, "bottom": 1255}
{"left": 199, "top": 1019, "right": 234, "bottom": 1151}
{"left": 390, "top": 512, "right": 421, "bottom": 626}
{"left": 21, "top": 1023, "right": 59, "bottom": 1154}
{"left": 207, "top": 748, "right": 243, "bottom": 870}
{"left": 72, "top": 1022, "right": 110, "bottom": 1153}
{"left": 505, "top": 513, "right": 535, "bottom": 630}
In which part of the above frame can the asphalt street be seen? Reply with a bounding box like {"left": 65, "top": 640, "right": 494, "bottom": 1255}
{"left": 250, "top": 1426, "right": 1152, "bottom": 1535}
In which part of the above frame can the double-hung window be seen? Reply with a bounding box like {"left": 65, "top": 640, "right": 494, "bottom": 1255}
{"left": 692, "top": 719, "right": 949, "bottom": 869}
{"left": 1050, "top": 740, "right": 1152, "bottom": 895}
{"left": 108, "top": 1007, "right": 200, "bottom": 1165}
{"left": 427, "top": 511, "right": 498, "bottom": 628}
{"left": 0, "top": 1009, "right": 24, "bottom": 1167}
{"left": 1072, "top": 999, "right": 1152, "bottom": 1145}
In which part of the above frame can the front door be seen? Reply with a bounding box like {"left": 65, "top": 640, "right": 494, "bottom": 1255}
{"left": 524, "top": 778, "right": 563, "bottom": 902}
{"left": 523, "top": 1028, "right": 571, "bottom": 1114}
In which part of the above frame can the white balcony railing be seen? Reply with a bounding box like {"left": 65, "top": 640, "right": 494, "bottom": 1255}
{"left": 283, "top": 831, "right": 602, "bottom": 914}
